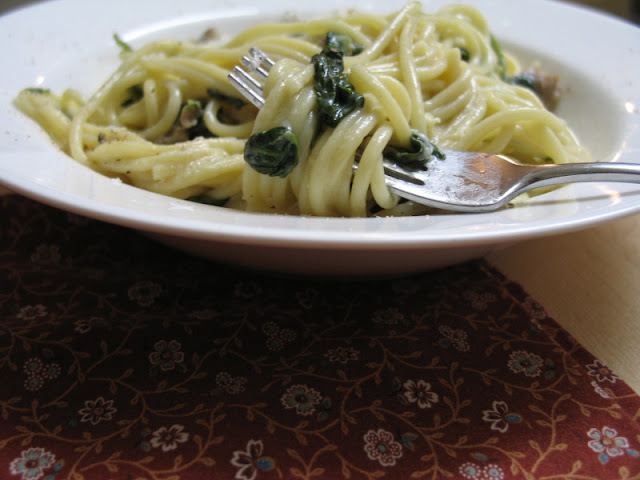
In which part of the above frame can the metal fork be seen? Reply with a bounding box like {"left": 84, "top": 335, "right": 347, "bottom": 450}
{"left": 229, "top": 48, "right": 640, "bottom": 212}
{"left": 229, "top": 47, "right": 275, "bottom": 109}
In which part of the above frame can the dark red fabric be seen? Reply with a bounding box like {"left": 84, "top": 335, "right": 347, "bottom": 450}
{"left": 1, "top": 195, "right": 639, "bottom": 480}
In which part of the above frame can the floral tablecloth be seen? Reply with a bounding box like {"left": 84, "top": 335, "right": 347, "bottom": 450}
{"left": 1, "top": 194, "right": 639, "bottom": 480}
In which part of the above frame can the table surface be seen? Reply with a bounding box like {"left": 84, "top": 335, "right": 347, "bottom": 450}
{"left": 487, "top": 213, "right": 640, "bottom": 395}
{"left": 2, "top": 194, "right": 640, "bottom": 480}
{"left": 0, "top": 197, "right": 637, "bottom": 399}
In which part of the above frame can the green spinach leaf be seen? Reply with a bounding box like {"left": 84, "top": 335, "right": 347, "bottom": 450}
{"left": 121, "top": 85, "right": 143, "bottom": 107}
{"left": 113, "top": 33, "right": 133, "bottom": 53}
{"left": 507, "top": 72, "right": 538, "bottom": 91}
{"left": 383, "top": 131, "right": 445, "bottom": 170}
{"left": 325, "top": 31, "right": 364, "bottom": 56}
{"left": 244, "top": 126, "right": 300, "bottom": 177}
{"left": 311, "top": 49, "right": 364, "bottom": 128}
{"left": 490, "top": 36, "right": 544, "bottom": 97}
{"left": 457, "top": 46, "right": 470, "bottom": 62}
{"left": 177, "top": 99, "right": 217, "bottom": 139}
{"left": 24, "top": 87, "right": 51, "bottom": 95}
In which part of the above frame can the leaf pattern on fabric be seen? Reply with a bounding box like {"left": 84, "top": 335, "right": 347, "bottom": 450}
{"left": 1, "top": 196, "right": 639, "bottom": 479}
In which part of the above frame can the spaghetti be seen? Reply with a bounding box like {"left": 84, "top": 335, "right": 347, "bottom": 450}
{"left": 14, "top": 2, "right": 589, "bottom": 217}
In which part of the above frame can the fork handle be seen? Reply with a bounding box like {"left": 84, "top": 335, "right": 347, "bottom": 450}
{"left": 521, "top": 162, "right": 640, "bottom": 192}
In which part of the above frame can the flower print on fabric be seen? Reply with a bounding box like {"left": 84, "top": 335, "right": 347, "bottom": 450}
{"left": 24, "top": 376, "right": 46, "bottom": 392}
{"left": 363, "top": 429, "right": 403, "bottom": 467}
{"left": 437, "top": 325, "right": 470, "bottom": 352}
{"left": 22, "top": 357, "right": 61, "bottom": 392}
{"left": 137, "top": 428, "right": 153, "bottom": 452}
{"left": 459, "top": 462, "right": 505, "bottom": 480}
{"left": 586, "top": 359, "right": 619, "bottom": 383}
{"left": 403, "top": 379, "right": 439, "bottom": 409}
{"left": 522, "top": 296, "right": 547, "bottom": 320}
{"left": 460, "top": 462, "right": 483, "bottom": 479}
{"left": 23, "top": 358, "right": 44, "bottom": 377}
{"left": 149, "top": 424, "right": 189, "bottom": 452}
{"left": 77, "top": 397, "right": 117, "bottom": 425}
{"left": 262, "top": 322, "right": 296, "bottom": 352}
{"left": 541, "top": 358, "right": 557, "bottom": 380}
{"left": 41, "top": 363, "right": 61, "bottom": 380}
{"left": 591, "top": 380, "right": 611, "bottom": 399}
{"left": 482, "top": 464, "right": 505, "bottom": 480}
{"left": 281, "top": 384, "right": 322, "bottom": 416}
{"left": 372, "top": 307, "right": 404, "bottom": 326}
{"left": 481, "top": 401, "right": 522, "bottom": 433}
{"left": 230, "top": 439, "right": 275, "bottom": 480}
{"left": 215, "top": 372, "right": 247, "bottom": 394}
{"left": 128, "top": 280, "right": 162, "bottom": 307}
{"left": 16, "top": 305, "right": 48, "bottom": 321}
{"left": 587, "top": 426, "right": 639, "bottom": 464}
{"left": 9, "top": 447, "right": 56, "bottom": 480}
{"left": 464, "top": 290, "right": 496, "bottom": 311}
{"left": 507, "top": 350, "right": 544, "bottom": 377}
{"left": 148, "top": 340, "right": 185, "bottom": 372}
{"left": 324, "top": 346, "right": 359, "bottom": 364}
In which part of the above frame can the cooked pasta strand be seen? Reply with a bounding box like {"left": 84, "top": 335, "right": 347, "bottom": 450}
{"left": 14, "top": 2, "right": 589, "bottom": 217}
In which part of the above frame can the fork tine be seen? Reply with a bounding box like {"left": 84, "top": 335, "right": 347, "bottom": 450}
{"left": 240, "top": 47, "right": 275, "bottom": 81}
{"left": 381, "top": 159, "right": 426, "bottom": 185}
{"left": 249, "top": 47, "right": 276, "bottom": 69}
{"left": 229, "top": 67, "right": 265, "bottom": 108}
{"left": 232, "top": 65, "right": 264, "bottom": 92}
{"left": 241, "top": 56, "right": 270, "bottom": 81}
{"left": 228, "top": 48, "right": 276, "bottom": 109}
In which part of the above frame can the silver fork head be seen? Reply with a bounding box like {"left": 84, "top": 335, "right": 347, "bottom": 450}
{"left": 228, "top": 47, "right": 275, "bottom": 108}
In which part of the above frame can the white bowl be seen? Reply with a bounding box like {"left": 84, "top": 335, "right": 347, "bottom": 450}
{"left": 1, "top": 0, "right": 639, "bottom": 275}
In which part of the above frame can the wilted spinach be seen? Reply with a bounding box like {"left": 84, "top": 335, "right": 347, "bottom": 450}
{"left": 311, "top": 49, "right": 365, "bottom": 128}
{"left": 121, "top": 85, "right": 143, "bottom": 108}
{"left": 113, "top": 33, "right": 133, "bottom": 53}
{"left": 324, "top": 31, "right": 364, "bottom": 56}
{"left": 244, "top": 126, "right": 300, "bottom": 177}
{"left": 383, "top": 131, "right": 445, "bottom": 170}
{"left": 177, "top": 99, "right": 216, "bottom": 139}
{"left": 24, "top": 87, "right": 51, "bottom": 94}
{"left": 490, "top": 35, "right": 541, "bottom": 95}
{"left": 457, "top": 46, "right": 471, "bottom": 62}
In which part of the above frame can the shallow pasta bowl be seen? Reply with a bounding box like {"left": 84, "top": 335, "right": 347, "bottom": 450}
{"left": 1, "top": 0, "right": 639, "bottom": 275}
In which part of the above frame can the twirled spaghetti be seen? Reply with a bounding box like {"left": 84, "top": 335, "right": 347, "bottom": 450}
{"left": 14, "top": 2, "right": 589, "bottom": 217}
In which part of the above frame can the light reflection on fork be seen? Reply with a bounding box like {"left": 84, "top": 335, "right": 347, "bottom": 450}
{"left": 228, "top": 47, "right": 275, "bottom": 109}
